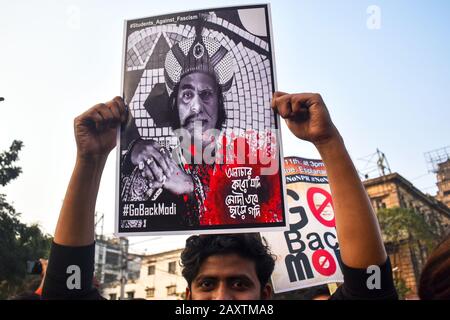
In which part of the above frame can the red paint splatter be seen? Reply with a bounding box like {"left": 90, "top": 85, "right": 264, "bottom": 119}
{"left": 200, "top": 136, "right": 283, "bottom": 226}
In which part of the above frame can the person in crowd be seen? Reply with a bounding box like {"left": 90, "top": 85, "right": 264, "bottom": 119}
{"left": 418, "top": 233, "right": 450, "bottom": 300}
{"left": 42, "top": 91, "right": 398, "bottom": 300}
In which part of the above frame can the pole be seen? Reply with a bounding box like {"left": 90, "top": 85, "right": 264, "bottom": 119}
{"left": 119, "top": 237, "right": 129, "bottom": 300}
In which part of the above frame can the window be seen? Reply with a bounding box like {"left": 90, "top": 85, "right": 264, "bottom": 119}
{"left": 109, "top": 293, "right": 117, "bottom": 300}
{"left": 372, "top": 197, "right": 386, "bottom": 210}
{"left": 105, "top": 252, "right": 120, "bottom": 265}
{"left": 148, "top": 265, "right": 155, "bottom": 275}
{"left": 414, "top": 206, "right": 422, "bottom": 215}
{"left": 167, "top": 285, "right": 176, "bottom": 296}
{"left": 126, "top": 291, "right": 135, "bottom": 299}
{"left": 146, "top": 287, "right": 155, "bottom": 298}
{"left": 104, "top": 273, "right": 117, "bottom": 284}
{"left": 398, "top": 194, "right": 406, "bottom": 208}
{"left": 168, "top": 261, "right": 176, "bottom": 274}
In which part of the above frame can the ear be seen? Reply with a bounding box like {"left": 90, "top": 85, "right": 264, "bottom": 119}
{"left": 185, "top": 287, "right": 191, "bottom": 300}
{"left": 261, "top": 284, "right": 273, "bottom": 300}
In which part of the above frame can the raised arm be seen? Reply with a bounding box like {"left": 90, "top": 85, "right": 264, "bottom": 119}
{"left": 43, "top": 97, "right": 127, "bottom": 299}
{"left": 272, "top": 92, "right": 386, "bottom": 268}
{"left": 53, "top": 97, "right": 127, "bottom": 246}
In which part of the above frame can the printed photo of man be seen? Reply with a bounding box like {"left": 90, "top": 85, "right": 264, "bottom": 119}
{"left": 118, "top": 7, "right": 285, "bottom": 233}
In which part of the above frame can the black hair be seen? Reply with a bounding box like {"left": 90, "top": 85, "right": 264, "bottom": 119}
{"left": 419, "top": 233, "right": 450, "bottom": 300}
{"left": 302, "top": 285, "right": 330, "bottom": 300}
{"left": 168, "top": 77, "right": 227, "bottom": 131}
{"left": 180, "top": 234, "right": 275, "bottom": 289}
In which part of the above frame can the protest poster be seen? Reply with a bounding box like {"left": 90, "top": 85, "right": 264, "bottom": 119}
{"left": 115, "top": 5, "right": 288, "bottom": 235}
{"left": 261, "top": 156, "right": 344, "bottom": 293}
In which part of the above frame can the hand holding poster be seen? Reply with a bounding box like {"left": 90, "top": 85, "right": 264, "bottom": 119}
{"left": 262, "top": 156, "right": 344, "bottom": 293}
{"left": 116, "top": 5, "right": 288, "bottom": 235}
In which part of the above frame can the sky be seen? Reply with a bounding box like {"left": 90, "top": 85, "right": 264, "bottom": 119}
{"left": 0, "top": 0, "right": 449, "bottom": 254}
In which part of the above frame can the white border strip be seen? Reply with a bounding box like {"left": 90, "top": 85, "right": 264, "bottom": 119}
{"left": 114, "top": 19, "right": 129, "bottom": 237}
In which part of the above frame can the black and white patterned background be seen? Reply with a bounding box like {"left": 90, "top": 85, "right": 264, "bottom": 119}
{"left": 124, "top": 8, "right": 275, "bottom": 149}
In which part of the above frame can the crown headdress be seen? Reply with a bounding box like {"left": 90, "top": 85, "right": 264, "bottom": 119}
{"left": 164, "top": 14, "right": 235, "bottom": 96}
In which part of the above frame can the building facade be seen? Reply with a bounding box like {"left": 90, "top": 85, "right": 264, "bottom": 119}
{"left": 436, "top": 159, "right": 450, "bottom": 208}
{"left": 103, "top": 248, "right": 187, "bottom": 300}
{"left": 95, "top": 237, "right": 142, "bottom": 286}
{"left": 363, "top": 172, "right": 450, "bottom": 298}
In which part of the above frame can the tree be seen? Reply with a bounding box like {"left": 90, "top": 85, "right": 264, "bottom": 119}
{"left": 377, "top": 207, "right": 440, "bottom": 299}
{"left": 0, "top": 140, "right": 22, "bottom": 187}
{"left": 377, "top": 207, "right": 439, "bottom": 248}
{"left": 0, "top": 140, "right": 52, "bottom": 299}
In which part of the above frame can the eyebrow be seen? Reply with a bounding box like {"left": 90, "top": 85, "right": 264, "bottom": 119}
{"left": 180, "top": 84, "right": 215, "bottom": 92}
{"left": 194, "top": 274, "right": 254, "bottom": 284}
{"left": 180, "top": 84, "right": 195, "bottom": 91}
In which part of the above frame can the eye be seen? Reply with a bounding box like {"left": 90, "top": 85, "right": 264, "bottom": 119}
{"left": 231, "top": 280, "right": 250, "bottom": 290}
{"left": 200, "top": 90, "right": 213, "bottom": 101}
{"left": 182, "top": 90, "right": 193, "bottom": 100}
{"left": 199, "top": 279, "right": 215, "bottom": 291}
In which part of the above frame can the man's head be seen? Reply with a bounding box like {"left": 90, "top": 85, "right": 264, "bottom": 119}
{"left": 168, "top": 72, "right": 226, "bottom": 147}
{"left": 164, "top": 15, "right": 234, "bottom": 148}
{"left": 180, "top": 234, "right": 275, "bottom": 300}
{"left": 419, "top": 233, "right": 450, "bottom": 300}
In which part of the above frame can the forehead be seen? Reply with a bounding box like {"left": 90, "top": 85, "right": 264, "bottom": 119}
{"left": 179, "top": 72, "right": 216, "bottom": 89}
{"left": 194, "top": 253, "right": 259, "bottom": 281}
